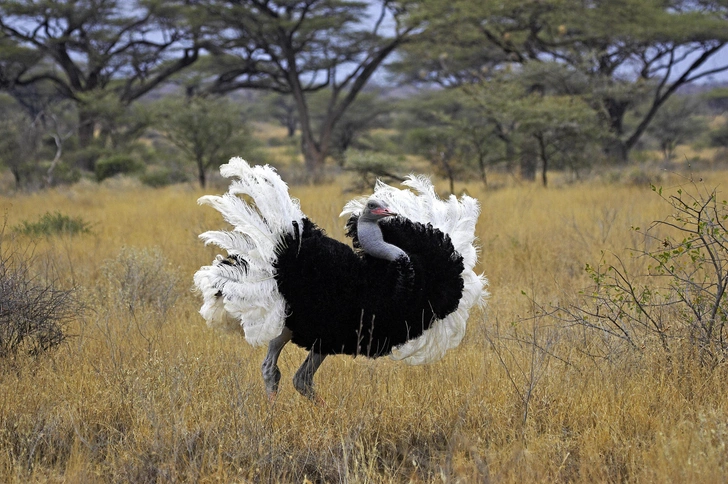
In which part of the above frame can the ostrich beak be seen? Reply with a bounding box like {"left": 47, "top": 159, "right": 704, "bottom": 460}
{"left": 372, "top": 207, "right": 397, "bottom": 217}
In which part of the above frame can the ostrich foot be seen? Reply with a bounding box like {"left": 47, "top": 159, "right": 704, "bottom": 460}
{"left": 293, "top": 350, "right": 326, "bottom": 404}
{"left": 261, "top": 328, "right": 292, "bottom": 402}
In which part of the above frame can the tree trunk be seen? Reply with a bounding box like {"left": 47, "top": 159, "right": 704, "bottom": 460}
{"left": 301, "top": 136, "right": 325, "bottom": 183}
{"left": 284, "top": 26, "right": 405, "bottom": 184}
{"left": 11, "top": 168, "right": 21, "bottom": 189}
{"left": 478, "top": 152, "right": 487, "bottom": 186}
{"left": 537, "top": 135, "right": 548, "bottom": 187}
{"left": 45, "top": 134, "right": 63, "bottom": 187}
{"left": 435, "top": 148, "right": 456, "bottom": 194}
{"left": 520, "top": 139, "right": 537, "bottom": 182}
{"left": 197, "top": 157, "right": 206, "bottom": 188}
{"left": 77, "top": 109, "right": 97, "bottom": 171}
{"left": 287, "top": 64, "right": 327, "bottom": 182}
{"left": 604, "top": 138, "right": 629, "bottom": 163}
{"left": 603, "top": 98, "right": 630, "bottom": 163}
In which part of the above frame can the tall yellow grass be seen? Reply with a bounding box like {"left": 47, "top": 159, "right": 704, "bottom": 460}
{"left": 1, "top": 170, "right": 727, "bottom": 483}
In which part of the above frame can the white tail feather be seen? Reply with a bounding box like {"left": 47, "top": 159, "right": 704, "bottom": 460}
{"left": 194, "top": 158, "right": 303, "bottom": 346}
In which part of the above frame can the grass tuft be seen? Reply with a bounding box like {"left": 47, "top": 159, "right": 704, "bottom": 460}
{"left": 14, "top": 211, "right": 93, "bottom": 237}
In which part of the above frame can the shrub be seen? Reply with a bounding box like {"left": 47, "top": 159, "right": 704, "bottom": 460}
{"left": 709, "top": 122, "right": 728, "bottom": 148}
{"left": 14, "top": 211, "right": 92, "bottom": 237}
{"left": 140, "top": 168, "right": 189, "bottom": 188}
{"left": 0, "top": 231, "right": 79, "bottom": 358}
{"left": 70, "top": 144, "right": 106, "bottom": 171}
{"left": 101, "top": 246, "right": 181, "bottom": 321}
{"left": 343, "top": 150, "right": 406, "bottom": 191}
{"left": 42, "top": 160, "right": 82, "bottom": 187}
{"left": 557, "top": 182, "right": 728, "bottom": 367}
{"left": 95, "top": 154, "right": 143, "bottom": 182}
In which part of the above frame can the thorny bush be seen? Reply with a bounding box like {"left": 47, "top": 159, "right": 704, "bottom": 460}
{"left": 0, "top": 228, "right": 79, "bottom": 359}
{"left": 559, "top": 182, "right": 728, "bottom": 367}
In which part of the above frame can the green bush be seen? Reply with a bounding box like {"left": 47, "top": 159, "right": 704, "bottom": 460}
{"left": 343, "top": 150, "right": 406, "bottom": 191}
{"left": 41, "top": 160, "right": 82, "bottom": 187}
{"left": 70, "top": 145, "right": 106, "bottom": 171}
{"left": 140, "top": 168, "right": 189, "bottom": 188}
{"left": 15, "top": 212, "right": 93, "bottom": 237}
{"left": 709, "top": 123, "right": 728, "bottom": 148}
{"left": 95, "top": 154, "right": 143, "bottom": 181}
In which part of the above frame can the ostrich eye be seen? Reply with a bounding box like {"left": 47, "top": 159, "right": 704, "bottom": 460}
{"left": 367, "top": 202, "right": 376, "bottom": 209}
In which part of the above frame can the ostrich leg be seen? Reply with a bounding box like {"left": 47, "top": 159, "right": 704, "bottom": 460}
{"left": 293, "top": 350, "right": 327, "bottom": 404}
{"left": 261, "top": 327, "right": 292, "bottom": 401}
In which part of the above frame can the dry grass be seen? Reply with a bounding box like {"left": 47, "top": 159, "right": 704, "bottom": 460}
{"left": 1, "top": 168, "right": 728, "bottom": 483}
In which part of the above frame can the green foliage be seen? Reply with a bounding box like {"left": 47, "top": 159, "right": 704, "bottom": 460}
{"left": 43, "top": 160, "right": 82, "bottom": 186}
{"left": 398, "top": 88, "right": 493, "bottom": 189}
{"left": 80, "top": 93, "right": 155, "bottom": 149}
{"left": 709, "top": 121, "right": 728, "bottom": 149}
{"left": 14, "top": 212, "right": 93, "bottom": 237}
{"left": 254, "top": 92, "right": 299, "bottom": 137}
{"left": 398, "top": 72, "right": 603, "bottom": 186}
{"left": 203, "top": 0, "right": 416, "bottom": 178}
{"left": 646, "top": 95, "right": 705, "bottom": 161}
{"left": 0, "top": 0, "right": 726, "bottom": 185}
{"left": 95, "top": 154, "right": 144, "bottom": 182}
{"left": 397, "top": 0, "right": 728, "bottom": 163}
{"left": 140, "top": 168, "right": 189, "bottom": 188}
{"left": 343, "top": 150, "right": 406, "bottom": 191}
{"left": 0, "top": 97, "right": 41, "bottom": 187}
{"left": 0, "top": 0, "right": 202, "bottom": 160}
{"left": 307, "top": 90, "right": 392, "bottom": 164}
{"left": 702, "top": 87, "right": 728, "bottom": 113}
{"left": 154, "top": 95, "right": 251, "bottom": 187}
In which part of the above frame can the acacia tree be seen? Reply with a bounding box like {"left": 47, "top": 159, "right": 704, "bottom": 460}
{"left": 155, "top": 95, "right": 251, "bottom": 188}
{"left": 399, "top": 89, "right": 483, "bottom": 192}
{"left": 395, "top": 0, "right": 728, "bottom": 163}
{"left": 646, "top": 95, "right": 705, "bottom": 162}
{"left": 259, "top": 93, "right": 299, "bottom": 138}
{"left": 0, "top": 89, "right": 80, "bottom": 188}
{"left": 201, "top": 0, "right": 419, "bottom": 181}
{"left": 0, "top": 0, "right": 204, "bottom": 170}
{"left": 307, "top": 89, "right": 392, "bottom": 165}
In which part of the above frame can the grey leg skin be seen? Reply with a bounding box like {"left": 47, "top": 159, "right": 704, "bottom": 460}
{"left": 261, "top": 327, "right": 292, "bottom": 401}
{"left": 293, "top": 350, "right": 327, "bottom": 403}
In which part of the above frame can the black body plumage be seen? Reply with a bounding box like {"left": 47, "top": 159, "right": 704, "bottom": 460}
{"left": 272, "top": 216, "right": 465, "bottom": 357}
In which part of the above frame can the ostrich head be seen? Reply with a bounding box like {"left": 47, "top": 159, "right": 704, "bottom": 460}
{"left": 360, "top": 198, "right": 397, "bottom": 222}
{"left": 357, "top": 198, "right": 408, "bottom": 262}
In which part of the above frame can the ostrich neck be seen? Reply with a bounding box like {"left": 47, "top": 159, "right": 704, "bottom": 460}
{"left": 357, "top": 218, "right": 408, "bottom": 262}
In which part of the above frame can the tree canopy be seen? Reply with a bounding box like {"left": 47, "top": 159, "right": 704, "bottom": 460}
{"left": 394, "top": 0, "right": 728, "bottom": 162}
{"left": 0, "top": 0, "right": 203, "bottom": 168}
{"left": 1, "top": 0, "right": 728, "bottom": 187}
{"left": 199, "top": 0, "right": 419, "bottom": 180}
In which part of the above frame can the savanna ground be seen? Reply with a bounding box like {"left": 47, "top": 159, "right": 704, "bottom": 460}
{"left": 1, "top": 157, "right": 728, "bottom": 483}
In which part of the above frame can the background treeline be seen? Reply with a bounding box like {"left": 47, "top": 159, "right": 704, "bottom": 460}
{"left": 1, "top": 0, "right": 728, "bottom": 190}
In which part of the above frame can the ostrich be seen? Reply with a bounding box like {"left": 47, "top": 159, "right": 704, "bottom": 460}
{"left": 194, "top": 158, "right": 487, "bottom": 402}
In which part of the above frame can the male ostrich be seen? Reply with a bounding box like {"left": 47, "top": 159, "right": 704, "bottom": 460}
{"left": 194, "top": 158, "right": 487, "bottom": 402}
